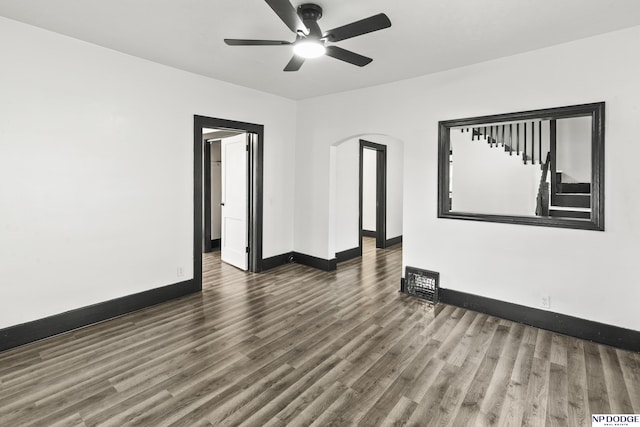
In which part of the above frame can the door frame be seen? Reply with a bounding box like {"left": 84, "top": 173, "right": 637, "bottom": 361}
{"left": 359, "top": 139, "right": 387, "bottom": 251}
{"left": 194, "top": 116, "right": 264, "bottom": 290}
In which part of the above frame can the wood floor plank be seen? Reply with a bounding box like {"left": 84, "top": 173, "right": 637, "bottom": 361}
{"left": 1, "top": 238, "right": 638, "bottom": 426}
{"left": 600, "top": 345, "right": 634, "bottom": 413}
{"left": 378, "top": 396, "right": 417, "bottom": 427}
{"left": 546, "top": 362, "right": 569, "bottom": 426}
{"left": 549, "top": 333, "right": 568, "bottom": 367}
{"left": 497, "top": 327, "right": 537, "bottom": 427}
{"left": 521, "top": 329, "right": 553, "bottom": 427}
{"left": 319, "top": 320, "right": 433, "bottom": 425}
{"left": 284, "top": 380, "right": 349, "bottom": 426}
{"left": 446, "top": 323, "right": 510, "bottom": 426}
{"left": 49, "top": 412, "right": 88, "bottom": 427}
{"left": 404, "top": 311, "right": 500, "bottom": 426}
{"left": 478, "top": 323, "right": 526, "bottom": 425}
{"left": 432, "top": 309, "right": 477, "bottom": 361}
{"left": 100, "top": 389, "right": 173, "bottom": 427}
{"left": 307, "top": 383, "right": 359, "bottom": 426}
{"left": 618, "top": 348, "right": 640, "bottom": 413}
{"left": 237, "top": 355, "right": 343, "bottom": 427}
{"left": 273, "top": 359, "right": 353, "bottom": 425}
{"left": 82, "top": 352, "right": 252, "bottom": 426}
{"left": 566, "top": 337, "right": 590, "bottom": 427}
{"left": 446, "top": 312, "right": 491, "bottom": 367}
{"left": 356, "top": 338, "right": 441, "bottom": 427}
{"left": 584, "top": 340, "right": 612, "bottom": 415}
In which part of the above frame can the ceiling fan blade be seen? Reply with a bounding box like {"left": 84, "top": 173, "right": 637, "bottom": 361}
{"left": 284, "top": 55, "right": 305, "bottom": 72}
{"left": 325, "top": 46, "right": 372, "bottom": 67}
{"left": 265, "top": 0, "right": 308, "bottom": 35}
{"left": 323, "top": 13, "right": 391, "bottom": 42}
{"left": 224, "top": 39, "right": 291, "bottom": 46}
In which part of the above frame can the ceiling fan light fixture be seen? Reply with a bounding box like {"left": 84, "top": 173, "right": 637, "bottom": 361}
{"left": 293, "top": 40, "right": 326, "bottom": 58}
{"left": 224, "top": 1, "right": 391, "bottom": 71}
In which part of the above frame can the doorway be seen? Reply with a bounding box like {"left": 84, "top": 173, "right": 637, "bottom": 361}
{"left": 193, "top": 116, "right": 264, "bottom": 290}
{"left": 359, "top": 140, "right": 387, "bottom": 251}
{"left": 203, "top": 129, "right": 244, "bottom": 253}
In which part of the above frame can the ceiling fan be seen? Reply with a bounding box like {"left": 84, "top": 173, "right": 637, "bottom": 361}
{"left": 224, "top": 0, "right": 392, "bottom": 71}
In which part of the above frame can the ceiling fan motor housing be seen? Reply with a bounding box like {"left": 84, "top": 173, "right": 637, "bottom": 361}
{"left": 297, "top": 4, "right": 323, "bottom": 22}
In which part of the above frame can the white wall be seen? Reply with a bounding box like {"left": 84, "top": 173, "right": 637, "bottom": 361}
{"left": 0, "top": 17, "right": 296, "bottom": 329}
{"left": 2, "top": 16, "right": 639, "bottom": 334}
{"left": 333, "top": 141, "right": 359, "bottom": 253}
{"left": 556, "top": 116, "right": 592, "bottom": 183}
{"left": 451, "top": 131, "right": 540, "bottom": 216}
{"left": 362, "top": 148, "right": 377, "bottom": 231}
{"left": 331, "top": 135, "right": 404, "bottom": 255}
{"left": 295, "top": 25, "right": 640, "bottom": 331}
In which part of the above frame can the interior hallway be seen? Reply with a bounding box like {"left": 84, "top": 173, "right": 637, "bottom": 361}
{"left": 0, "top": 238, "right": 638, "bottom": 426}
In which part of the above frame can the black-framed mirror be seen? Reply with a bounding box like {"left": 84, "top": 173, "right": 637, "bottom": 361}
{"left": 438, "top": 102, "right": 604, "bottom": 230}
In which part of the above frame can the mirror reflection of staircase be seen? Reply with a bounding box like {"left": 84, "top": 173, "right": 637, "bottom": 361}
{"left": 550, "top": 173, "right": 590, "bottom": 219}
{"left": 467, "top": 122, "right": 591, "bottom": 221}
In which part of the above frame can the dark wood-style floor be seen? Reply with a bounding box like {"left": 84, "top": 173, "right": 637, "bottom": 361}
{"left": 1, "top": 239, "right": 639, "bottom": 426}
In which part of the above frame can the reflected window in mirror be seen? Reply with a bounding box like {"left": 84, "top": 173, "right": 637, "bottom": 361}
{"left": 438, "top": 102, "right": 604, "bottom": 230}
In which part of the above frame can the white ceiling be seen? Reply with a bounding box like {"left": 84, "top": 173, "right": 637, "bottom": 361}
{"left": 2, "top": 0, "right": 640, "bottom": 100}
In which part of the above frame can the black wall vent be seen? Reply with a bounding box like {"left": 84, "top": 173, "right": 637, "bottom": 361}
{"left": 405, "top": 266, "right": 439, "bottom": 303}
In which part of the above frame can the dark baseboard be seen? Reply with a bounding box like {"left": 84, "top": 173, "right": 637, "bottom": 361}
{"left": 293, "top": 252, "right": 337, "bottom": 271}
{"left": 386, "top": 235, "right": 402, "bottom": 247}
{"left": 262, "top": 252, "right": 293, "bottom": 271}
{"left": 437, "top": 287, "right": 640, "bottom": 353}
{"left": 336, "top": 247, "right": 361, "bottom": 263}
{"left": 362, "top": 230, "right": 376, "bottom": 238}
{"left": 211, "top": 239, "right": 220, "bottom": 249}
{"left": 262, "top": 251, "right": 337, "bottom": 272}
{"left": 0, "top": 279, "right": 198, "bottom": 353}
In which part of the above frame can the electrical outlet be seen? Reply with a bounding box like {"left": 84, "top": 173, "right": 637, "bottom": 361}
{"left": 540, "top": 294, "right": 551, "bottom": 309}
{"left": 177, "top": 266, "right": 184, "bottom": 278}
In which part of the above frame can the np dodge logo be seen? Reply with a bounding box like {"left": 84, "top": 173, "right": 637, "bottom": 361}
{"left": 592, "top": 414, "right": 640, "bottom": 426}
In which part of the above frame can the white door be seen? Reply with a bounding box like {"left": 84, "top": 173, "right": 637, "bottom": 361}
{"left": 221, "top": 134, "right": 248, "bottom": 270}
